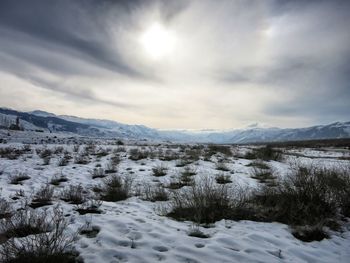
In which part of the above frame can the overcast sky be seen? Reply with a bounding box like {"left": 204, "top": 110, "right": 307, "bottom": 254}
{"left": 0, "top": 0, "right": 349, "bottom": 129}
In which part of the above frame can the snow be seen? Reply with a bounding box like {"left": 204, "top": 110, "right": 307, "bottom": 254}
{"left": 0, "top": 137, "right": 349, "bottom": 262}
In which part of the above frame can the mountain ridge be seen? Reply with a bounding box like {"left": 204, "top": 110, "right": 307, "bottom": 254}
{"left": 0, "top": 107, "right": 349, "bottom": 143}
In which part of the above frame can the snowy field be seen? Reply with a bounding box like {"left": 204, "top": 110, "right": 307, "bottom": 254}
{"left": 0, "top": 132, "right": 350, "bottom": 263}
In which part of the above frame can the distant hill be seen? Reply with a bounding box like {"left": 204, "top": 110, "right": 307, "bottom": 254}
{"left": 0, "top": 107, "right": 349, "bottom": 143}
{"left": 0, "top": 108, "right": 161, "bottom": 139}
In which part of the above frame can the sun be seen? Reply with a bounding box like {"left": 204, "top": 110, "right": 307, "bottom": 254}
{"left": 139, "top": 23, "right": 176, "bottom": 60}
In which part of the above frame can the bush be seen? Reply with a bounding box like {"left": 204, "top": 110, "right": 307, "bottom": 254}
{"left": 39, "top": 149, "right": 52, "bottom": 159}
{"left": 215, "top": 162, "right": 230, "bottom": 171}
{"left": 246, "top": 160, "right": 270, "bottom": 169}
{"left": 181, "top": 166, "right": 197, "bottom": 177}
{"left": 152, "top": 164, "right": 167, "bottom": 177}
{"left": 75, "top": 200, "right": 102, "bottom": 215}
{"left": 0, "top": 206, "right": 79, "bottom": 263}
{"left": 95, "top": 148, "right": 109, "bottom": 158}
{"left": 53, "top": 147, "right": 64, "bottom": 155}
{"left": 175, "top": 166, "right": 197, "bottom": 187}
{"left": 116, "top": 140, "right": 124, "bottom": 146}
{"left": 91, "top": 168, "right": 105, "bottom": 179}
{"left": 250, "top": 164, "right": 350, "bottom": 240}
{"left": 255, "top": 145, "right": 283, "bottom": 161}
{"left": 129, "top": 148, "right": 149, "bottom": 161}
{"left": 206, "top": 145, "right": 232, "bottom": 157}
{"left": 99, "top": 175, "right": 132, "bottom": 202}
{"left": 110, "top": 154, "right": 121, "bottom": 166}
{"left": 60, "top": 185, "right": 87, "bottom": 205}
{"left": 166, "top": 170, "right": 195, "bottom": 190}
{"left": 159, "top": 150, "right": 179, "bottom": 161}
{"left": 184, "top": 147, "right": 202, "bottom": 162}
{"left": 22, "top": 145, "right": 31, "bottom": 153}
{"left": 243, "top": 151, "right": 258, "bottom": 160}
{"left": 166, "top": 179, "right": 187, "bottom": 190}
{"left": 83, "top": 143, "right": 96, "bottom": 155}
{"left": 253, "top": 166, "right": 335, "bottom": 225}
{"left": 0, "top": 147, "right": 26, "bottom": 160}
{"left": 30, "top": 185, "right": 54, "bottom": 208}
{"left": 74, "top": 154, "right": 89, "bottom": 165}
{"left": 104, "top": 160, "right": 117, "bottom": 174}
{"left": 250, "top": 166, "right": 276, "bottom": 185}
{"left": 50, "top": 175, "right": 68, "bottom": 186}
{"left": 0, "top": 198, "right": 12, "bottom": 219}
{"left": 0, "top": 209, "right": 48, "bottom": 240}
{"left": 9, "top": 173, "right": 31, "bottom": 185}
{"left": 73, "top": 145, "right": 80, "bottom": 153}
{"left": 58, "top": 153, "right": 70, "bottom": 166}
{"left": 175, "top": 159, "right": 191, "bottom": 167}
{"left": 114, "top": 147, "right": 126, "bottom": 153}
{"left": 215, "top": 174, "right": 232, "bottom": 184}
{"left": 141, "top": 184, "right": 169, "bottom": 202}
{"left": 167, "top": 176, "right": 247, "bottom": 224}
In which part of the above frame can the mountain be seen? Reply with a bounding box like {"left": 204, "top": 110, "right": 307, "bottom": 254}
{"left": 0, "top": 108, "right": 90, "bottom": 132}
{"left": 28, "top": 110, "right": 57, "bottom": 118}
{"left": 162, "top": 122, "right": 350, "bottom": 143}
{"left": 0, "top": 107, "right": 349, "bottom": 143}
{"left": 0, "top": 108, "right": 161, "bottom": 140}
{"left": 58, "top": 115, "right": 160, "bottom": 139}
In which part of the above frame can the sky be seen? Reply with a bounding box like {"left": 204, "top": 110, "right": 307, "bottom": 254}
{"left": 0, "top": 0, "right": 349, "bottom": 130}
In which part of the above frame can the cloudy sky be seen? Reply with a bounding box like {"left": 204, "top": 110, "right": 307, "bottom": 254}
{"left": 0, "top": 0, "right": 349, "bottom": 129}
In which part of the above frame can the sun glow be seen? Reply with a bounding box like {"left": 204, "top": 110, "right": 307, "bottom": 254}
{"left": 139, "top": 23, "right": 176, "bottom": 60}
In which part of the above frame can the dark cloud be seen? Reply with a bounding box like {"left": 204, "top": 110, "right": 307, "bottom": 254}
{"left": 219, "top": 57, "right": 320, "bottom": 85}
{"left": 217, "top": 0, "right": 350, "bottom": 124}
{"left": 13, "top": 68, "right": 136, "bottom": 110}
{"left": 0, "top": 0, "right": 145, "bottom": 77}
{"left": 264, "top": 94, "right": 350, "bottom": 124}
{"left": 28, "top": 76, "right": 136, "bottom": 109}
{"left": 221, "top": 54, "right": 350, "bottom": 122}
{"left": 263, "top": 58, "right": 350, "bottom": 123}
{"left": 0, "top": 0, "right": 188, "bottom": 110}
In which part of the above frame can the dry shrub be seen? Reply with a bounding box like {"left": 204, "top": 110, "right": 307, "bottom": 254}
{"left": 250, "top": 164, "right": 350, "bottom": 240}
{"left": 30, "top": 185, "right": 54, "bottom": 208}
{"left": 60, "top": 185, "right": 87, "bottom": 205}
{"left": 0, "top": 198, "right": 12, "bottom": 219}
{"left": 129, "top": 148, "right": 149, "bottom": 161}
{"left": 99, "top": 175, "right": 133, "bottom": 202}
{"left": 167, "top": 176, "right": 248, "bottom": 224}
{"left": 9, "top": 173, "right": 30, "bottom": 185}
{"left": 140, "top": 183, "right": 169, "bottom": 202}
{"left": 152, "top": 164, "right": 167, "bottom": 177}
{"left": 0, "top": 206, "right": 79, "bottom": 263}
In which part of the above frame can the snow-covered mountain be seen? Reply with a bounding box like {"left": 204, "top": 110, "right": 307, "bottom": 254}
{"left": 28, "top": 110, "right": 57, "bottom": 118}
{"left": 162, "top": 122, "right": 350, "bottom": 143}
{"left": 0, "top": 108, "right": 161, "bottom": 140}
{"left": 59, "top": 115, "right": 160, "bottom": 139}
{"left": 0, "top": 107, "right": 349, "bottom": 143}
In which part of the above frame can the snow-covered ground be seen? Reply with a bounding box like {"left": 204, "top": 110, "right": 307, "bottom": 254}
{"left": 0, "top": 135, "right": 349, "bottom": 263}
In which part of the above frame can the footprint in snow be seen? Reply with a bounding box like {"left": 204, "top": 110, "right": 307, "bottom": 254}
{"left": 126, "top": 231, "right": 142, "bottom": 240}
{"left": 195, "top": 243, "right": 205, "bottom": 248}
{"left": 134, "top": 218, "right": 146, "bottom": 223}
{"left": 153, "top": 246, "right": 169, "bottom": 252}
